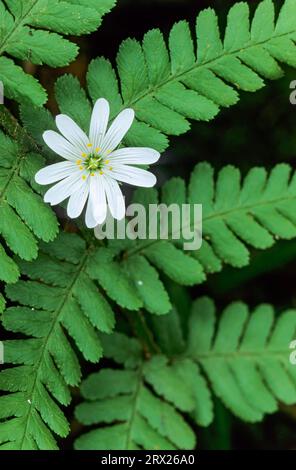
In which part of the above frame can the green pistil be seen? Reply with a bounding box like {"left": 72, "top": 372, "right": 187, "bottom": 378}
{"left": 85, "top": 154, "right": 103, "bottom": 171}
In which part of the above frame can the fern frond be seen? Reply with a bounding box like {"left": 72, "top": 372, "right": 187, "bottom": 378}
{"left": 86, "top": 247, "right": 171, "bottom": 315}
{"left": 22, "top": 1, "right": 296, "bottom": 147}
{"left": 74, "top": 333, "right": 196, "bottom": 451}
{"left": 74, "top": 299, "right": 296, "bottom": 450}
{"left": 0, "top": 0, "right": 117, "bottom": 105}
{"left": 187, "top": 297, "right": 296, "bottom": 421}
{"left": 79, "top": 0, "right": 296, "bottom": 151}
{"left": 5, "top": 153, "right": 295, "bottom": 293}
{"left": 0, "top": 232, "right": 115, "bottom": 449}
{"left": 0, "top": 126, "right": 58, "bottom": 283}
{"left": 125, "top": 162, "right": 296, "bottom": 286}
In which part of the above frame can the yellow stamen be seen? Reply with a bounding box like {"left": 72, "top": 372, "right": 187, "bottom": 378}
{"left": 100, "top": 171, "right": 104, "bottom": 175}
{"left": 109, "top": 166, "right": 113, "bottom": 171}
{"left": 105, "top": 160, "right": 110, "bottom": 164}
{"left": 95, "top": 147, "right": 101, "bottom": 153}
{"left": 81, "top": 153, "right": 87, "bottom": 158}
{"left": 82, "top": 175, "right": 86, "bottom": 180}
{"left": 106, "top": 150, "right": 112, "bottom": 154}
{"left": 79, "top": 166, "right": 84, "bottom": 170}
{"left": 76, "top": 159, "right": 82, "bottom": 165}
{"left": 90, "top": 172, "right": 95, "bottom": 176}
{"left": 87, "top": 143, "right": 93, "bottom": 148}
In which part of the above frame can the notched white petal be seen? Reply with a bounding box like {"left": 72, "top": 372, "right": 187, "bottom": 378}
{"left": 109, "top": 147, "right": 160, "bottom": 165}
{"left": 56, "top": 114, "right": 89, "bottom": 152}
{"left": 89, "top": 98, "right": 110, "bottom": 149}
{"left": 101, "top": 108, "right": 135, "bottom": 154}
{"left": 43, "top": 130, "right": 80, "bottom": 161}
{"left": 67, "top": 182, "right": 90, "bottom": 219}
{"left": 85, "top": 197, "right": 98, "bottom": 228}
{"left": 44, "top": 172, "right": 86, "bottom": 206}
{"left": 35, "top": 162, "right": 77, "bottom": 185}
{"left": 88, "top": 173, "right": 107, "bottom": 225}
{"left": 103, "top": 176, "right": 126, "bottom": 220}
{"left": 110, "top": 164, "right": 157, "bottom": 188}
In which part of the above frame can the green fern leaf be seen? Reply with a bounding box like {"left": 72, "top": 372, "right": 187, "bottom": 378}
{"left": 21, "top": 1, "right": 296, "bottom": 150}
{"left": 187, "top": 297, "right": 296, "bottom": 421}
{"left": 0, "top": 0, "right": 117, "bottom": 104}
{"left": 0, "top": 232, "right": 116, "bottom": 449}
{"left": 74, "top": 299, "right": 296, "bottom": 449}
{"left": 86, "top": 247, "right": 143, "bottom": 311}
{"left": 76, "top": 0, "right": 296, "bottom": 151}
{"left": 0, "top": 126, "right": 58, "bottom": 283}
{"left": 75, "top": 333, "right": 196, "bottom": 451}
{"left": 122, "top": 255, "right": 172, "bottom": 315}
{"left": 120, "top": 163, "right": 296, "bottom": 287}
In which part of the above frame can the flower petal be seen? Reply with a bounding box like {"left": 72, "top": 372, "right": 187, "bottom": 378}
{"left": 109, "top": 147, "right": 160, "bottom": 165}
{"left": 44, "top": 172, "right": 87, "bottom": 206}
{"left": 67, "top": 181, "right": 90, "bottom": 219}
{"left": 109, "top": 164, "right": 157, "bottom": 188}
{"left": 85, "top": 175, "right": 107, "bottom": 228}
{"left": 43, "top": 131, "right": 81, "bottom": 161}
{"left": 103, "top": 176, "right": 126, "bottom": 220}
{"left": 56, "top": 114, "right": 90, "bottom": 153}
{"left": 89, "top": 173, "right": 107, "bottom": 225}
{"left": 89, "top": 98, "right": 110, "bottom": 149}
{"left": 85, "top": 198, "right": 97, "bottom": 228}
{"left": 35, "top": 161, "right": 77, "bottom": 185}
{"left": 101, "top": 109, "right": 135, "bottom": 154}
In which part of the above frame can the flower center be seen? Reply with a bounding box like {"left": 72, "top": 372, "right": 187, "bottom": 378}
{"left": 77, "top": 146, "right": 113, "bottom": 179}
{"left": 84, "top": 154, "right": 103, "bottom": 171}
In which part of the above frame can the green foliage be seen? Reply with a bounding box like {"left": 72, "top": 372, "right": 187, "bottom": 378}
{"left": 0, "top": 232, "right": 115, "bottom": 449}
{"left": 0, "top": 0, "right": 116, "bottom": 105}
{"left": 82, "top": 0, "right": 296, "bottom": 151}
{"left": 3, "top": 159, "right": 296, "bottom": 302}
{"left": 0, "top": 128, "right": 58, "bottom": 283}
{"left": 2, "top": 154, "right": 296, "bottom": 448}
{"left": 1, "top": 0, "right": 296, "bottom": 452}
{"left": 20, "top": 1, "right": 296, "bottom": 152}
{"left": 87, "top": 247, "right": 172, "bottom": 315}
{"left": 74, "top": 333, "right": 196, "bottom": 451}
{"left": 75, "top": 298, "right": 296, "bottom": 450}
{"left": 125, "top": 162, "right": 296, "bottom": 282}
{"left": 187, "top": 298, "right": 296, "bottom": 421}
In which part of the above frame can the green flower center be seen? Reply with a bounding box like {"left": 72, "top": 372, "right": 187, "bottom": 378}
{"left": 84, "top": 154, "right": 104, "bottom": 171}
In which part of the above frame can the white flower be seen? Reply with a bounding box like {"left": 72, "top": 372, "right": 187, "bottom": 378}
{"left": 35, "top": 98, "right": 160, "bottom": 228}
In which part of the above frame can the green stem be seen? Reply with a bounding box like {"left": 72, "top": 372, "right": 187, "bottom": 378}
{"left": 0, "top": 1, "right": 40, "bottom": 56}
{"left": 125, "top": 310, "right": 161, "bottom": 357}
{"left": 125, "top": 364, "right": 144, "bottom": 450}
{"left": 0, "top": 105, "right": 40, "bottom": 151}
{"left": 19, "top": 247, "right": 92, "bottom": 449}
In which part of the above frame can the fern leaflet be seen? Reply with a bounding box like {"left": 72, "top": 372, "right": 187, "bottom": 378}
{"left": 75, "top": 299, "right": 296, "bottom": 450}
{"left": 83, "top": 0, "right": 296, "bottom": 151}
{"left": 0, "top": 0, "right": 117, "bottom": 104}
{"left": 0, "top": 232, "right": 115, "bottom": 449}
{"left": 0, "top": 109, "right": 58, "bottom": 283}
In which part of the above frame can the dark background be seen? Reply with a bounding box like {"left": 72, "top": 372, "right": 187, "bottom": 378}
{"left": 38, "top": 0, "right": 296, "bottom": 450}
